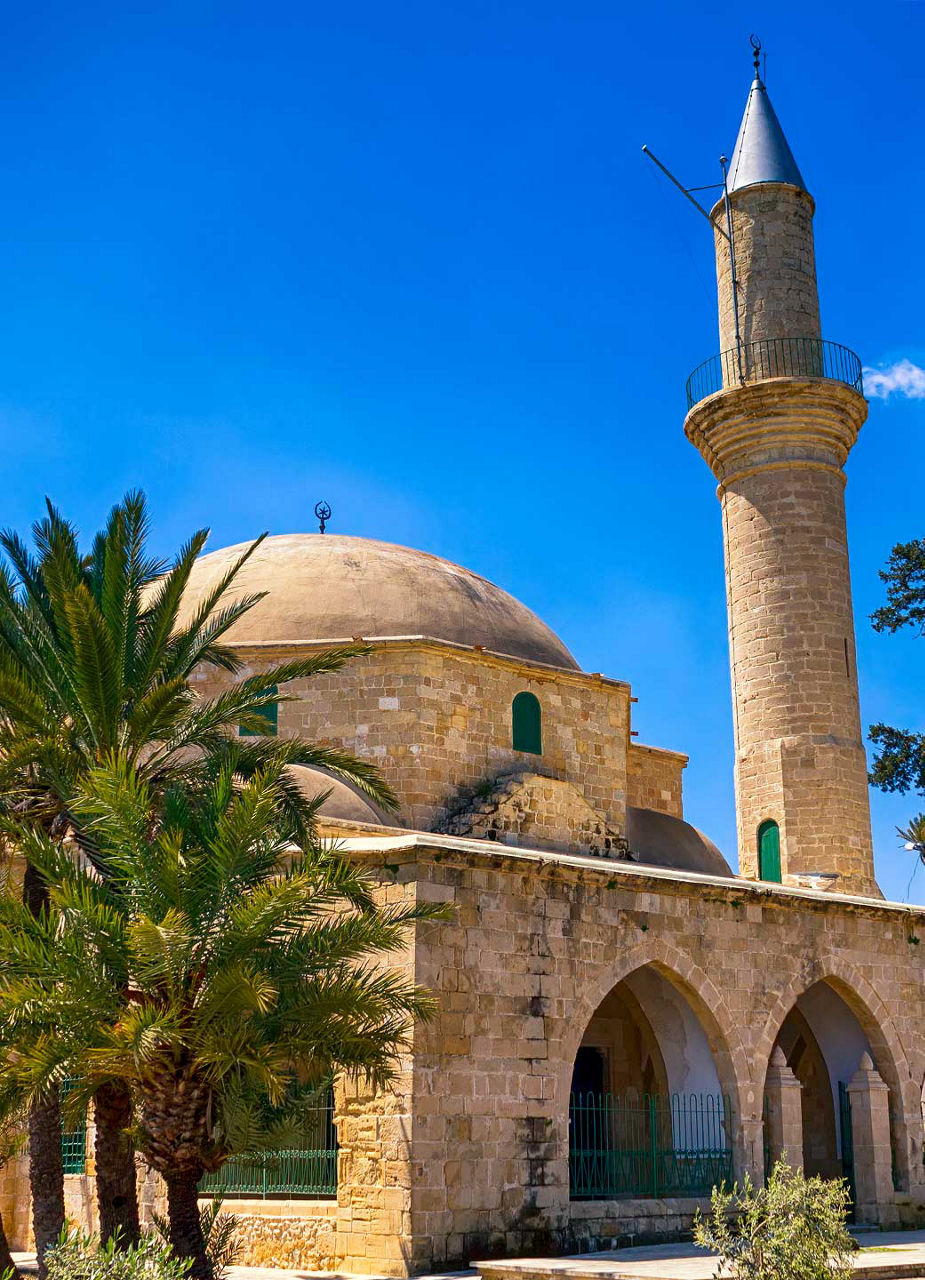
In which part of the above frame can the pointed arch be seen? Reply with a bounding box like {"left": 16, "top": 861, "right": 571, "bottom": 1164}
{"left": 553, "top": 938, "right": 751, "bottom": 1126}
{"left": 754, "top": 955, "right": 917, "bottom": 1187}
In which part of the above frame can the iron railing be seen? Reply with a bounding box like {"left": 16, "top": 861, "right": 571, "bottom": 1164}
{"left": 199, "top": 1093, "right": 338, "bottom": 1198}
{"left": 60, "top": 1077, "right": 87, "bottom": 1175}
{"left": 685, "top": 338, "right": 863, "bottom": 410}
{"left": 569, "top": 1091, "right": 733, "bottom": 1200}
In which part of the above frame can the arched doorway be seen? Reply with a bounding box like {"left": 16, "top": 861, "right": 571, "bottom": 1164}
{"left": 765, "top": 980, "right": 888, "bottom": 1200}
{"left": 568, "top": 964, "right": 733, "bottom": 1200}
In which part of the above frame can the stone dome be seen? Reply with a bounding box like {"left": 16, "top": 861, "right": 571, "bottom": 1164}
{"left": 625, "top": 806, "right": 733, "bottom": 878}
{"left": 181, "top": 534, "right": 578, "bottom": 669}
{"left": 288, "top": 765, "right": 390, "bottom": 827}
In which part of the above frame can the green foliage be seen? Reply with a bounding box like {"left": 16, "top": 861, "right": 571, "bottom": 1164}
{"left": 693, "top": 1162, "right": 854, "bottom": 1280}
{"left": 152, "top": 1199, "right": 239, "bottom": 1277}
{"left": 869, "top": 540, "right": 925, "bottom": 842}
{"left": 0, "top": 754, "right": 450, "bottom": 1164}
{"left": 871, "top": 540, "right": 925, "bottom": 635}
{"left": 0, "top": 490, "right": 398, "bottom": 840}
{"left": 898, "top": 814, "right": 925, "bottom": 867}
{"left": 868, "top": 724, "right": 925, "bottom": 797}
{"left": 44, "top": 1230, "right": 191, "bottom": 1280}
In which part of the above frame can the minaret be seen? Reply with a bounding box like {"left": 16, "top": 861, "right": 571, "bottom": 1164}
{"left": 684, "top": 55, "right": 879, "bottom": 897}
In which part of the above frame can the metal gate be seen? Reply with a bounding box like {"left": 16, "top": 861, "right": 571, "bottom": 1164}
{"left": 838, "top": 1081, "right": 856, "bottom": 1221}
{"left": 569, "top": 1092, "right": 733, "bottom": 1200}
{"left": 199, "top": 1089, "right": 338, "bottom": 1198}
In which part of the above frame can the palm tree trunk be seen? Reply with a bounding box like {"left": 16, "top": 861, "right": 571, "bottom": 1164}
{"left": 164, "top": 1170, "right": 211, "bottom": 1280}
{"left": 23, "top": 867, "right": 65, "bottom": 1280}
{"left": 94, "top": 1080, "right": 140, "bottom": 1248}
{"left": 0, "top": 1210, "right": 20, "bottom": 1280}
{"left": 28, "top": 1090, "right": 64, "bottom": 1280}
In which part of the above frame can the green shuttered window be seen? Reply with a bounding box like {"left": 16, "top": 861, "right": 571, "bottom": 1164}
{"left": 60, "top": 1078, "right": 87, "bottom": 1174}
{"left": 758, "top": 819, "right": 782, "bottom": 883}
{"left": 239, "top": 685, "right": 279, "bottom": 737}
{"left": 512, "top": 691, "right": 542, "bottom": 755}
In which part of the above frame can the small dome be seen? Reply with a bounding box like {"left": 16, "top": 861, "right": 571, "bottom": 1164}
{"left": 180, "top": 534, "right": 578, "bottom": 670}
{"left": 626, "top": 807, "right": 733, "bottom": 878}
{"left": 289, "top": 765, "right": 390, "bottom": 826}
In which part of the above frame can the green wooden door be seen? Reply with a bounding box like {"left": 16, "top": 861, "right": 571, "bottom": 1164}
{"left": 758, "top": 820, "right": 781, "bottom": 882}
{"left": 512, "top": 691, "right": 542, "bottom": 754}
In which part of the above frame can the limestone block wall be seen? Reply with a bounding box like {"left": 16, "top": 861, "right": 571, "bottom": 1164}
{"left": 625, "top": 745, "right": 685, "bottom": 818}
{"left": 192, "top": 640, "right": 635, "bottom": 836}
{"left": 711, "top": 185, "right": 821, "bottom": 353}
{"left": 5, "top": 842, "right": 925, "bottom": 1274}
{"left": 435, "top": 774, "right": 628, "bottom": 859}
{"left": 0, "top": 1155, "right": 30, "bottom": 1249}
{"left": 394, "top": 838, "right": 925, "bottom": 1268}
{"left": 222, "top": 1201, "right": 337, "bottom": 1269}
{"left": 723, "top": 460, "right": 873, "bottom": 890}
{"left": 2, "top": 1159, "right": 337, "bottom": 1271}
{"left": 685, "top": 380, "right": 875, "bottom": 895}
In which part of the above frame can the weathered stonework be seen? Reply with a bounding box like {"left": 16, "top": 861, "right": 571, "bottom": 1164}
{"left": 434, "top": 773, "right": 629, "bottom": 860}
{"left": 625, "top": 745, "right": 686, "bottom": 819}
{"left": 376, "top": 837, "right": 925, "bottom": 1266}
{"left": 1, "top": 82, "right": 910, "bottom": 1279}
{"left": 190, "top": 639, "right": 676, "bottom": 846}
{"left": 218, "top": 1202, "right": 337, "bottom": 1269}
{"left": 712, "top": 185, "right": 820, "bottom": 352}
{"left": 685, "top": 173, "right": 876, "bottom": 896}
{"left": 685, "top": 380, "right": 875, "bottom": 894}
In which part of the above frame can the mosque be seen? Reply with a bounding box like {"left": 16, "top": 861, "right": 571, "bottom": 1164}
{"left": 4, "top": 53, "right": 925, "bottom": 1280}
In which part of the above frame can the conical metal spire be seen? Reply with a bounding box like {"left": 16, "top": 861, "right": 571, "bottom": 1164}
{"left": 727, "top": 70, "right": 806, "bottom": 194}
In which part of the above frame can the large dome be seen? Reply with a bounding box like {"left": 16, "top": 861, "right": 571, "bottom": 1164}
{"left": 180, "top": 534, "right": 578, "bottom": 670}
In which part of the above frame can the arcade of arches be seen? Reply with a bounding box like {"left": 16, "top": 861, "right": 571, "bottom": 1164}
{"left": 397, "top": 839, "right": 925, "bottom": 1274}
{"left": 7, "top": 836, "right": 925, "bottom": 1275}
{"left": 567, "top": 969, "right": 894, "bottom": 1212}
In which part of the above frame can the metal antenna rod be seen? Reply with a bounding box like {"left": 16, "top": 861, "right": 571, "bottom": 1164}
{"left": 719, "top": 154, "right": 744, "bottom": 383}
{"left": 641, "top": 146, "right": 728, "bottom": 240}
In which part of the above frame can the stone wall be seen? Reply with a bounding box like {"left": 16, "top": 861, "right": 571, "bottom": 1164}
{"left": 553, "top": 1197, "right": 712, "bottom": 1252}
{"left": 217, "top": 1201, "right": 337, "bottom": 1269}
{"left": 394, "top": 835, "right": 925, "bottom": 1270}
{"left": 711, "top": 185, "right": 820, "bottom": 353}
{"left": 5, "top": 838, "right": 925, "bottom": 1276}
{"left": 625, "top": 745, "right": 685, "bottom": 819}
{"left": 685, "top": 379, "right": 875, "bottom": 895}
{"left": 192, "top": 639, "right": 640, "bottom": 838}
{"left": 435, "top": 773, "right": 628, "bottom": 859}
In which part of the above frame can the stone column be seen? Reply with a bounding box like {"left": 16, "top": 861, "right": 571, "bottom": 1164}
{"left": 764, "top": 1047, "right": 804, "bottom": 1175}
{"left": 737, "top": 1113, "right": 767, "bottom": 1189}
{"left": 334, "top": 1071, "right": 415, "bottom": 1276}
{"left": 847, "top": 1053, "right": 898, "bottom": 1227}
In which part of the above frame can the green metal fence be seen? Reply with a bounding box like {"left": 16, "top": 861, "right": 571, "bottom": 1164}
{"left": 569, "top": 1092, "right": 733, "bottom": 1200}
{"left": 685, "top": 337, "right": 863, "bottom": 409}
{"left": 60, "top": 1078, "right": 87, "bottom": 1175}
{"left": 199, "top": 1092, "right": 338, "bottom": 1198}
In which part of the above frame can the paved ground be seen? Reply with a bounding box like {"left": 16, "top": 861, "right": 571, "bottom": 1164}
{"left": 13, "top": 1232, "right": 925, "bottom": 1280}
{"left": 475, "top": 1230, "right": 925, "bottom": 1280}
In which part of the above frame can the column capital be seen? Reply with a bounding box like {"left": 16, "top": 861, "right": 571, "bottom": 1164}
{"left": 766, "top": 1045, "right": 803, "bottom": 1089}
{"left": 848, "top": 1052, "right": 889, "bottom": 1094}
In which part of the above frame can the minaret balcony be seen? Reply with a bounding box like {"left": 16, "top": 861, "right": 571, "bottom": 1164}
{"left": 685, "top": 337, "right": 863, "bottom": 410}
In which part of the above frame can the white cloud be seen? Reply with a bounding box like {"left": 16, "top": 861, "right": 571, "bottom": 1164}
{"left": 863, "top": 358, "right": 925, "bottom": 400}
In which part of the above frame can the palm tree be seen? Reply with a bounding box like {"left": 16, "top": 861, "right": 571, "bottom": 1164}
{"left": 0, "top": 756, "right": 443, "bottom": 1280}
{"left": 0, "top": 492, "right": 396, "bottom": 1259}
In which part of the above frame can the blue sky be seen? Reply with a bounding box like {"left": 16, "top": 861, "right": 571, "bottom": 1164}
{"left": 2, "top": 1, "right": 923, "bottom": 900}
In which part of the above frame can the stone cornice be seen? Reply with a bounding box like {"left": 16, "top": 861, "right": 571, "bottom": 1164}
{"left": 684, "top": 378, "right": 868, "bottom": 495}
{"left": 226, "top": 633, "right": 631, "bottom": 694}
{"left": 628, "top": 741, "right": 689, "bottom": 766}
{"left": 335, "top": 831, "right": 916, "bottom": 921}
